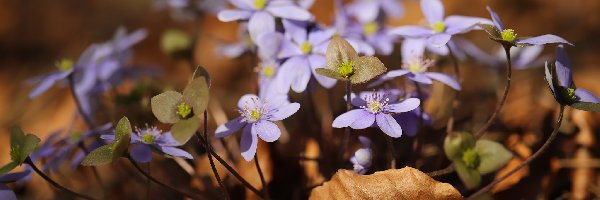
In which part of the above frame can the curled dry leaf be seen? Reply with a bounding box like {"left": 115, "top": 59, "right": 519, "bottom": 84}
{"left": 309, "top": 167, "right": 462, "bottom": 200}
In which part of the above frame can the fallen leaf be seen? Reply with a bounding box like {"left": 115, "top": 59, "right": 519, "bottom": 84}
{"left": 309, "top": 167, "right": 462, "bottom": 200}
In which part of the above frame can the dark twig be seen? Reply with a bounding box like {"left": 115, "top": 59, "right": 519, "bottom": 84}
{"left": 25, "top": 157, "right": 96, "bottom": 200}
{"left": 254, "top": 154, "right": 270, "bottom": 200}
{"left": 413, "top": 82, "right": 425, "bottom": 165}
{"left": 340, "top": 81, "right": 352, "bottom": 162}
{"left": 201, "top": 111, "right": 230, "bottom": 199}
{"left": 426, "top": 164, "right": 455, "bottom": 177}
{"left": 468, "top": 106, "right": 565, "bottom": 199}
{"left": 474, "top": 45, "right": 513, "bottom": 139}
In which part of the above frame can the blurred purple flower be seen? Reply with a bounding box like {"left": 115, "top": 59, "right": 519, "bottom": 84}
{"left": 274, "top": 20, "right": 337, "bottom": 92}
{"left": 217, "top": 0, "right": 313, "bottom": 41}
{"left": 333, "top": 91, "right": 420, "bottom": 138}
{"left": 154, "top": 0, "right": 226, "bottom": 20}
{"left": 345, "top": 21, "right": 398, "bottom": 55}
{"left": 330, "top": 0, "right": 375, "bottom": 55}
{"left": 215, "top": 94, "right": 300, "bottom": 161}
{"left": 350, "top": 136, "right": 372, "bottom": 174}
{"left": 545, "top": 45, "right": 600, "bottom": 106}
{"left": 484, "top": 6, "right": 572, "bottom": 46}
{"left": 346, "top": 0, "right": 404, "bottom": 23}
{"left": 217, "top": 24, "right": 255, "bottom": 58}
{"left": 0, "top": 169, "right": 32, "bottom": 200}
{"left": 389, "top": 0, "right": 492, "bottom": 47}
{"left": 370, "top": 55, "right": 461, "bottom": 90}
{"left": 456, "top": 38, "right": 547, "bottom": 70}
{"left": 101, "top": 126, "right": 192, "bottom": 163}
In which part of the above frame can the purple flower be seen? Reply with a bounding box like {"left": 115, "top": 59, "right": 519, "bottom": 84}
{"left": 0, "top": 169, "right": 32, "bottom": 200}
{"left": 217, "top": 0, "right": 313, "bottom": 41}
{"left": 346, "top": 0, "right": 404, "bottom": 23}
{"left": 333, "top": 91, "right": 420, "bottom": 138}
{"left": 328, "top": 0, "right": 376, "bottom": 55}
{"left": 545, "top": 45, "right": 600, "bottom": 109}
{"left": 350, "top": 136, "right": 372, "bottom": 174}
{"left": 217, "top": 24, "right": 255, "bottom": 58}
{"left": 370, "top": 55, "right": 461, "bottom": 90}
{"left": 401, "top": 37, "right": 464, "bottom": 59}
{"left": 215, "top": 94, "right": 300, "bottom": 161}
{"left": 344, "top": 20, "right": 398, "bottom": 55}
{"left": 44, "top": 124, "right": 113, "bottom": 170}
{"left": 388, "top": 0, "right": 492, "bottom": 47}
{"left": 154, "top": 0, "right": 226, "bottom": 20}
{"left": 101, "top": 126, "right": 192, "bottom": 163}
{"left": 456, "top": 38, "right": 547, "bottom": 70}
{"left": 275, "top": 20, "right": 337, "bottom": 92}
{"left": 482, "top": 6, "right": 572, "bottom": 47}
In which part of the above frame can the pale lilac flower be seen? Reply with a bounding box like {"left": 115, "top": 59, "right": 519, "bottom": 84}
{"left": 42, "top": 124, "right": 113, "bottom": 170}
{"left": 346, "top": 20, "right": 398, "bottom": 55}
{"left": 275, "top": 20, "right": 337, "bottom": 92}
{"left": 456, "top": 38, "right": 547, "bottom": 70}
{"left": 329, "top": 0, "right": 376, "bottom": 55}
{"left": 401, "top": 37, "right": 465, "bottom": 59}
{"left": 217, "top": 24, "right": 255, "bottom": 58}
{"left": 0, "top": 169, "right": 32, "bottom": 200}
{"left": 217, "top": 0, "right": 313, "bottom": 41}
{"left": 333, "top": 91, "right": 420, "bottom": 138}
{"left": 350, "top": 136, "right": 372, "bottom": 174}
{"left": 388, "top": 0, "right": 492, "bottom": 47}
{"left": 215, "top": 94, "right": 300, "bottom": 161}
{"left": 370, "top": 55, "right": 461, "bottom": 90}
{"left": 346, "top": 0, "right": 404, "bottom": 23}
{"left": 545, "top": 45, "right": 600, "bottom": 107}
{"left": 484, "top": 6, "right": 572, "bottom": 47}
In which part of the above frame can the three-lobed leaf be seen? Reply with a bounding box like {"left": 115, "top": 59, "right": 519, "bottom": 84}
{"left": 81, "top": 145, "right": 115, "bottom": 166}
{"left": 443, "top": 132, "right": 475, "bottom": 160}
{"left": 475, "top": 140, "right": 513, "bottom": 174}
{"left": 182, "top": 76, "right": 209, "bottom": 117}
{"left": 10, "top": 126, "right": 40, "bottom": 165}
{"left": 326, "top": 37, "right": 358, "bottom": 71}
{"left": 454, "top": 160, "right": 481, "bottom": 189}
{"left": 350, "top": 56, "right": 387, "bottom": 84}
{"left": 113, "top": 117, "right": 132, "bottom": 160}
{"left": 570, "top": 102, "right": 600, "bottom": 112}
{"left": 0, "top": 162, "right": 18, "bottom": 176}
{"left": 171, "top": 118, "right": 201, "bottom": 144}
{"left": 315, "top": 68, "right": 346, "bottom": 81}
{"left": 151, "top": 91, "right": 184, "bottom": 124}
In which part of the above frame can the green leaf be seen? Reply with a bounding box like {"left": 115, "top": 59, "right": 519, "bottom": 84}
{"left": 151, "top": 91, "right": 184, "bottom": 124}
{"left": 0, "top": 162, "right": 18, "bottom": 176}
{"left": 192, "top": 66, "right": 212, "bottom": 88}
{"left": 10, "top": 127, "right": 40, "bottom": 164}
{"left": 81, "top": 145, "right": 114, "bottom": 166}
{"left": 326, "top": 36, "right": 358, "bottom": 71}
{"left": 183, "top": 76, "right": 209, "bottom": 116}
{"left": 454, "top": 160, "right": 481, "bottom": 189}
{"left": 478, "top": 24, "right": 501, "bottom": 39}
{"left": 350, "top": 56, "right": 387, "bottom": 84}
{"left": 570, "top": 102, "right": 600, "bottom": 112}
{"left": 475, "top": 139, "right": 513, "bottom": 174}
{"left": 112, "top": 117, "right": 132, "bottom": 160}
{"left": 443, "top": 132, "right": 475, "bottom": 160}
{"left": 315, "top": 68, "right": 346, "bottom": 81}
{"left": 171, "top": 118, "right": 200, "bottom": 144}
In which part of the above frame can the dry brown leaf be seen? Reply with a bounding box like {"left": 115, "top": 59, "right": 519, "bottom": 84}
{"left": 492, "top": 157, "right": 529, "bottom": 193}
{"left": 309, "top": 167, "right": 462, "bottom": 200}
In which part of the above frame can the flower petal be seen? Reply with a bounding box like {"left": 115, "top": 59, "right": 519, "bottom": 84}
{"left": 516, "top": 34, "right": 573, "bottom": 46}
{"left": 349, "top": 111, "right": 375, "bottom": 129}
{"left": 554, "top": 45, "right": 572, "bottom": 88}
{"left": 282, "top": 19, "right": 308, "bottom": 44}
{"left": 160, "top": 146, "right": 193, "bottom": 159}
{"left": 421, "top": 0, "right": 445, "bottom": 25}
{"left": 408, "top": 73, "right": 433, "bottom": 85}
{"left": 266, "top": 5, "right": 312, "bottom": 21}
{"left": 215, "top": 117, "right": 246, "bottom": 138}
{"left": 513, "top": 45, "right": 543, "bottom": 68}
{"left": 252, "top": 120, "right": 281, "bottom": 142}
{"left": 308, "top": 55, "right": 337, "bottom": 88}
{"left": 277, "top": 39, "right": 303, "bottom": 59}
{"left": 575, "top": 88, "right": 600, "bottom": 104}
{"left": 332, "top": 109, "right": 368, "bottom": 128}
{"left": 544, "top": 62, "right": 557, "bottom": 97}
{"left": 388, "top": 26, "right": 433, "bottom": 38}
{"left": 269, "top": 103, "right": 300, "bottom": 121}
{"left": 381, "top": 0, "right": 404, "bottom": 18}
{"left": 237, "top": 94, "right": 260, "bottom": 109}
{"left": 444, "top": 15, "right": 493, "bottom": 35}
{"left": 217, "top": 10, "right": 253, "bottom": 22}
{"left": 376, "top": 114, "right": 402, "bottom": 138}
{"left": 131, "top": 144, "right": 153, "bottom": 163}
{"left": 387, "top": 98, "right": 420, "bottom": 113}
{"left": 347, "top": 1, "right": 379, "bottom": 23}
{"left": 308, "top": 29, "right": 335, "bottom": 46}
{"left": 424, "top": 72, "right": 461, "bottom": 90}
{"left": 248, "top": 11, "right": 276, "bottom": 42}
{"left": 0, "top": 185, "right": 17, "bottom": 200}
{"left": 280, "top": 57, "right": 311, "bottom": 93}
{"left": 427, "top": 33, "right": 452, "bottom": 47}
{"left": 229, "top": 0, "right": 254, "bottom": 10}
{"left": 486, "top": 6, "right": 503, "bottom": 31}
{"left": 240, "top": 126, "right": 258, "bottom": 161}
{"left": 256, "top": 32, "right": 284, "bottom": 60}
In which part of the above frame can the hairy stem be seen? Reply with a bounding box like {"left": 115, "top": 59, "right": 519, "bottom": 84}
{"left": 474, "top": 45, "right": 512, "bottom": 139}
{"left": 467, "top": 106, "right": 565, "bottom": 199}
{"left": 126, "top": 155, "right": 206, "bottom": 200}
{"left": 25, "top": 157, "right": 96, "bottom": 200}
{"left": 254, "top": 154, "right": 270, "bottom": 200}
{"left": 202, "top": 111, "right": 230, "bottom": 199}
{"left": 340, "top": 81, "right": 352, "bottom": 162}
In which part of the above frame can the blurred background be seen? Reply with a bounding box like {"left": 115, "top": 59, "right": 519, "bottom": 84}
{"left": 2, "top": 0, "right": 600, "bottom": 199}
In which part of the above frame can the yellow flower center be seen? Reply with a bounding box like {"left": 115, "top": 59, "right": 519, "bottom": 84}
{"left": 462, "top": 149, "right": 480, "bottom": 169}
{"left": 300, "top": 42, "right": 312, "bottom": 54}
{"left": 431, "top": 21, "right": 446, "bottom": 33}
{"left": 57, "top": 59, "right": 74, "bottom": 71}
{"left": 362, "top": 22, "right": 379, "bottom": 36}
{"left": 70, "top": 131, "right": 82, "bottom": 141}
{"left": 408, "top": 63, "right": 422, "bottom": 73}
{"left": 501, "top": 29, "right": 517, "bottom": 42}
{"left": 254, "top": 0, "right": 266, "bottom": 10}
{"left": 368, "top": 101, "right": 381, "bottom": 113}
{"left": 141, "top": 133, "right": 155, "bottom": 144}
{"left": 176, "top": 102, "right": 192, "bottom": 118}
{"left": 338, "top": 62, "right": 354, "bottom": 78}
{"left": 249, "top": 109, "right": 261, "bottom": 121}
{"left": 262, "top": 66, "right": 274, "bottom": 78}
{"left": 559, "top": 87, "right": 577, "bottom": 104}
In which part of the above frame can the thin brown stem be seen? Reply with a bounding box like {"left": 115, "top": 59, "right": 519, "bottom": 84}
{"left": 412, "top": 82, "right": 425, "bottom": 166}
{"left": 340, "top": 81, "right": 352, "bottom": 162}
{"left": 426, "top": 164, "right": 455, "bottom": 177}
{"left": 254, "top": 154, "right": 270, "bottom": 200}
{"left": 202, "top": 111, "right": 230, "bottom": 199}
{"left": 474, "top": 45, "right": 512, "bottom": 139}
{"left": 467, "top": 106, "right": 565, "bottom": 199}
{"left": 126, "top": 155, "right": 206, "bottom": 200}
{"left": 25, "top": 157, "right": 96, "bottom": 200}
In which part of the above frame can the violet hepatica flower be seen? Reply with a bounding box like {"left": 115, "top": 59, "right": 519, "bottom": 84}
{"left": 350, "top": 136, "right": 372, "bottom": 175}
{"left": 217, "top": 24, "right": 254, "bottom": 58}
{"left": 389, "top": 0, "right": 492, "bottom": 47}
{"left": 276, "top": 20, "right": 338, "bottom": 92}
{"left": 333, "top": 91, "right": 420, "bottom": 138}
{"left": 456, "top": 38, "right": 547, "bottom": 70}
{"left": 217, "top": 0, "right": 313, "bottom": 41}
{"left": 329, "top": 0, "right": 376, "bottom": 55}
{"left": 545, "top": 45, "right": 600, "bottom": 111}
{"left": 0, "top": 169, "right": 33, "bottom": 200}
{"left": 346, "top": 20, "right": 398, "bottom": 55}
{"left": 44, "top": 123, "right": 112, "bottom": 170}
{"left": 102, "top": 126, "right": 192, "bottom": 163}
{"left": 346, "top": 0, "right": 404, "bottom": 23}
{"left": 370, "top": 55, "right": 461, "bottom": 90}
{"left": 481, "top": 6, "right": 572, "bottom": 47}
{"left": 215, "top": 94, "right": 300, "bottom": 161}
